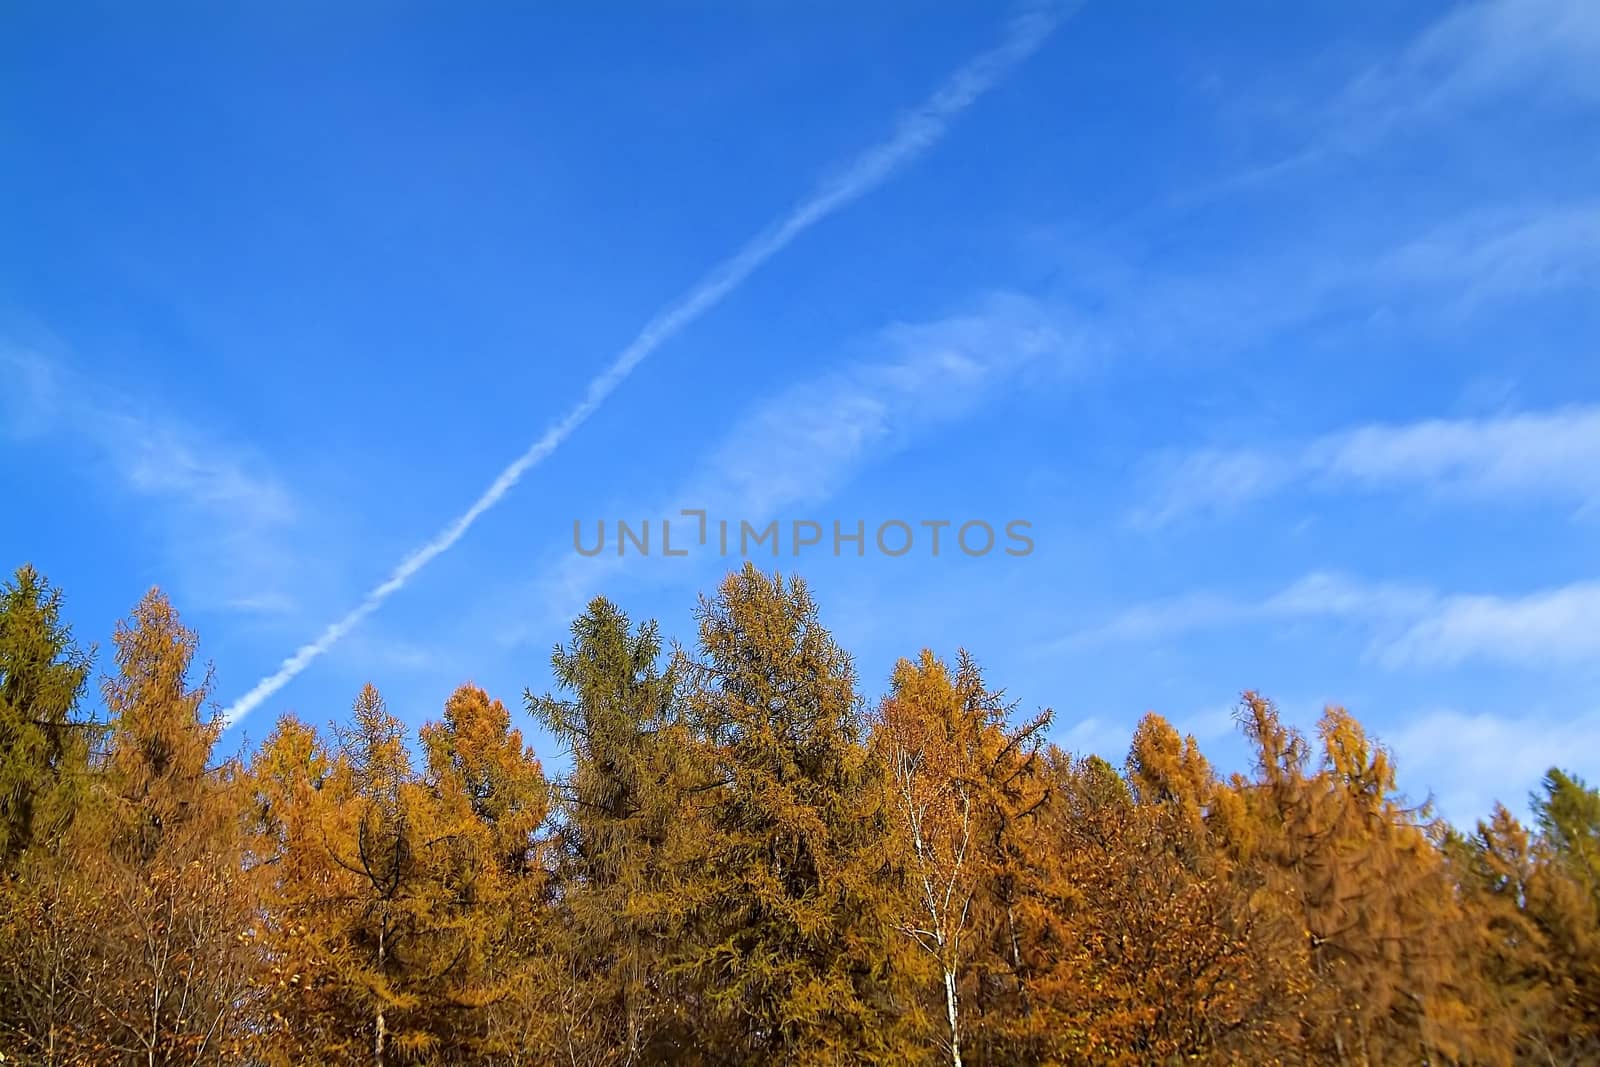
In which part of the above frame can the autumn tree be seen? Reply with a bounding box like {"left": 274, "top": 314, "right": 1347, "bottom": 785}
{"left": 419, "top": 683, "right": 550, "bottom": 1060}
{"left": 95, "top": 589, "right": 257, "bottom": 1064}
{"left": 255, "top": 687, "right": 428, "bottom": 1064}
{"left": 1127, "top": 712, "right": 1221, "bottom": 835}
{"left": 1453, "top": 806, "right": 1574, "bottom": 1062}
{"left": 675, "top": 565, "right": 912, "bottom": 1064}
{"left": 1530, "top": 769, "right": 1600, "bottom": 1055}
{"left": 968, "top": 724, "right": 1301, "bottom": 1066}
{"left": 330, "top": 683, "right": 444, "bottom": 1065}
{"left": 251, "top": 682, "right": 551, "bottom": 1066}
{"left": 1230, "top": 693, "right": 1493, "bottom": 1064}
{"left": 955, "top": 721, "right": 1052, "bottom": 1065}
{"left": 2, "top": 589, "right": 259, "bottom": 1065}
{"left": 1451, "top": 772, "right": 1600, "bottom": 1063}
{"left": 871, "top": 648, "right": 1049, "bottom": 1067}
{"left": 248, "top": 712, "right": 345, "bottom": 1061}
{"left": 9, "top": 561, "right": 1600, "bottom": 1066}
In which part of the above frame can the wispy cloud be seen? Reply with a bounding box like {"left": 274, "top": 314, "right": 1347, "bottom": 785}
{"left": 1367, "top": 0, "right": 1600, "bottom": 113}
{"left": 1057, "top": 716, "right": 1136, "bottom": 763}
{"left": 1386, "top": 705, "right": 1600, "bottom": 824}
{"left": 689, "top": 293, "right": 1070, "bottom": 517}
{"left": 1, "top": 346, "right": 299, "bottom": 615}
{"left": 526, "top": 292, "right": 1075, "bottom": 628}
{"left": 1383, "top": 581, "right": 1600, "bottom": 668}
{"left": 1176, "top": 0, "right": 1600, "bottom": 202}
{"left": 221, "top": 3, "right": 1074, "bottom": 726}
{"left": 1378, "top": 203, "right": 1600, "bottom": 308}
{"left": 1138, "top": 406, "right": 1600, "bottom": 526}
{"left": 1034, "top": 194, "right": 1600, "bottom": 417}
{"left": 1082, "top": 572, "right": 1431, "bottom": 644}
{"left": 115, "top": 420, "right": 295, "bottom": 530}
{"left": 1079, "top": 570, "right": 1600, "bottom": 672}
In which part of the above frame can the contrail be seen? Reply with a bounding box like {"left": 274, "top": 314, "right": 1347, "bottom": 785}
{"left": 223, "top": 3, "right": 1068, "bottom": 726}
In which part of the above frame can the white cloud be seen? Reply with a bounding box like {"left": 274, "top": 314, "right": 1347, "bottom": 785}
{"left": 1385, "top": 705, "right": 1600, "bottom": 825}
{"left": 1088, "top": 590, "right": 1256, "bottom": 643}
{"left": 1081, "top": 571, "right": 1600, "bottom": 672}
{"left": 1390, "top": 0, "right": 1600, "bottom": 108}
{"left": 1264, "top": 572, "right": 1438, "bottom": 620}
{"left": 1383, "top": 581, "right": 1600, "bottom": 667}
{"left": 1084, "top": 572, "right": 1428, "bottom": 644}
{"left": 1175, "top": 703, "right": 1245, "bottom": 745}
{"left": 117, "top": 419, "right": 296, "bottom": 529}
{"left": 688, "top": 292, "right": 1070, "bottom": 518}
{"left": 1378, "top": 204, "right": 1600, "bottom": 307}
{"left": 1139, "top": 406, "right": 1600, "bottom": 525}
{"left": 1036, "top": 198, "right": 1600, "bottom": 430}
{"left": 1133, "top": 451, "right": 1297, "bottom": 529}
{"left": 1, "top": 346, "right": 299, "bottom": 615}
{"left": 1059, "top": 715, "right": 1133, "bottom": 763}
{"left": 1187, "top": 0, "right": 1600, "bottom": 202}
{"left": 510, "top": 292, "right": 1077, "bottom": 639}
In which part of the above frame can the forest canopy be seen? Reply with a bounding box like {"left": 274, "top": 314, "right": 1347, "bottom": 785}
{"left": 0, "top": 560, "right": 1596, "bottom": 1065}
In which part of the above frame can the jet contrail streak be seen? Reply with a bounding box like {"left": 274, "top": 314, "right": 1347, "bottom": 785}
{"left": 223, "top": 3, "right": 1068, "bottom": 726}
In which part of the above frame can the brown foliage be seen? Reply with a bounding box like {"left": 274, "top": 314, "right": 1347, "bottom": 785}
{"left": 2, "top": 568, "right": 1597, "bottom": 1066}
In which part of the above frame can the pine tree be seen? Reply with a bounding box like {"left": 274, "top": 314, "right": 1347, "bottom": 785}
{"left": 527, "top": 596, "right": 698, "bottom": 1063}
{"left": 1535, "top": 769, "right": 1600, "bottom": 905}
{"left": 0, "top": 566, "right": 100, "bottom": 1064}
{"left": 675, "top": 565, "right": 910, "bottom": 1064}
{"left": 1451, "top": 805, "right": 1577, "bottom": 1062}
{"left": 1494, "top": 770, "right": 1600, "bottom": 1059}
{"left": 0, "top": 564, "right": 96, "bottom": 868}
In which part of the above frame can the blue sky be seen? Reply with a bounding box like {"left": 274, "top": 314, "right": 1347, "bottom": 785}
{"left": 4, "top": 0, "right": 1598, "bottom": 825}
